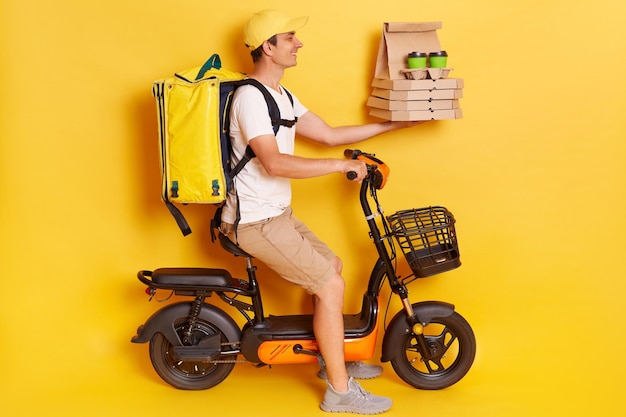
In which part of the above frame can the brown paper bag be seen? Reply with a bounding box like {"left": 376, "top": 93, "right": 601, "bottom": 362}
{"left": 374, "top": 22, "right": 442, "bottom": 80}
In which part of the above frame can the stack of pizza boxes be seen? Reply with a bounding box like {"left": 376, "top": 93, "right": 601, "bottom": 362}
{"left": 367, "top": 22, "right": 463, "bottom": 121}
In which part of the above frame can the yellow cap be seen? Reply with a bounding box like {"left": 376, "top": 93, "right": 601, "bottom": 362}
{"left": 244, "top": 9, "right": 308, "bottom": 50}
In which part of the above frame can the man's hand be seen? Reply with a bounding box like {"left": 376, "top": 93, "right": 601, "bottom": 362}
{"left": 342, "top": 159, "right": 368, "bottom": 182}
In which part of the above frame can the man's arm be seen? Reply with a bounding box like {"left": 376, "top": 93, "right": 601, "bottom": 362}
{"left": 295, "top": 111, "right": 422, "bottom": 147}
{"left": 248, "top": 133, "right": 368, "bottom": 180}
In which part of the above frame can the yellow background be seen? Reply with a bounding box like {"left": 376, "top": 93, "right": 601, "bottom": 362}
{"left": 2, "top": 0, "right": 625, "bottom": 416}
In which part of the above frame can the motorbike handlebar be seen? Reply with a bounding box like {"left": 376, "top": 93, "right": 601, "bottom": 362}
{"left": 344, "top": 149, "right": 389, "bottom": 189}
{"left": 345, "top": 149, "right": 363, "bottom": 181}
{"left": 344, "top": 148, "right": 360, "bottom": 158}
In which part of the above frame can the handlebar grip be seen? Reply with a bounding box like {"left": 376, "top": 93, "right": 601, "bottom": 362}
{"left": 346, "top": 171, "right": 358, "bottom": 181}
{"left": 344, "top": 149, "right": 363, "bottom": 159}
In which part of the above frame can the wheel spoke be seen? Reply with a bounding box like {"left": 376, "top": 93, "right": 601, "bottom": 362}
{"left": 440, "top": 327, "right": 458, "bottom": 354}
{"left": 424, "top": 357, "right": 444, "bottom": 373}
{"left": 397, "top": 318, "right": 471, "bottom": 381}
{"left": 425, "top": 325, "right": 458, "bottom": 360}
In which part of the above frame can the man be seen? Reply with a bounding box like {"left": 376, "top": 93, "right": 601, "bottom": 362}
{"left": 220, "top": 9, "right": 419, "bottom": 414}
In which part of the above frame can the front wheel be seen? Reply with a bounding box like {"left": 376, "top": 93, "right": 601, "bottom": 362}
{"left": 390, "top": 312, "right": 475, "bottom": 390}
{"left": 149, "top": 317, "right": 237, "bottom": 390}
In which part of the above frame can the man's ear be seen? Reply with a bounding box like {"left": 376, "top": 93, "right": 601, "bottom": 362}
{"left": 262, "top": 40, "right": 273, "bottom": 56}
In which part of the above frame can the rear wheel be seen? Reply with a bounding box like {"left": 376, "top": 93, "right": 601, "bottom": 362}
{"left": 149, "top": 317, "right": 237, "bottom": 390}
{"left": 390, "top": 311, "right": 475, "bottom": 389}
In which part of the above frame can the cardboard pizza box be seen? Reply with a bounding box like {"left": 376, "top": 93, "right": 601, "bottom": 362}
{"left": 367, "top": 96, "right": 460, "bottom": 111}
{"left": 369, "top": 108, "right": 463, "bottom": 121}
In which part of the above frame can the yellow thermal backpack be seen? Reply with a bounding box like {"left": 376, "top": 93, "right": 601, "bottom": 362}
{"left": 152, "top": 54, "right": 296, "bottom": 235}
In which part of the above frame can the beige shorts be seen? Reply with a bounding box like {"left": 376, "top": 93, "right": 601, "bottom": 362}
{"left": 221, "top": 207, "right": 337, "bottom": 294}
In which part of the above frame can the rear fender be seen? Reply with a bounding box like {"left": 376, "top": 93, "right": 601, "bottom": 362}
{"left": 381, "top": 301, "right": 454, "bottom": 362}
{"left": 131, "top": 301, "right": 240, "bottom": 346}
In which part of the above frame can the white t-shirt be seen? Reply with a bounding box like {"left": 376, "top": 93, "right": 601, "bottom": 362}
{"left": 221, "top": 83, "right": 309, "bottom": 225}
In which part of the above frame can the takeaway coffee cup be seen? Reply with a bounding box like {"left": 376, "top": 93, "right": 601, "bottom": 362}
{"left": 429, "top": 51, "right": 448, "bottom": 68}
{"left": 407, "top": 52, "right": 427, "bottom": 69}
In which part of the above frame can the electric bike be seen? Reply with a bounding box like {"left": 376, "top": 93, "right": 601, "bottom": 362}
{"left": 131, "top": 149, "right": 476, "bottom": 390}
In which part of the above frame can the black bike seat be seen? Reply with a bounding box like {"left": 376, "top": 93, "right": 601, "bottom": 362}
{"left": 218, "top": 233, "right": 253, "bottom": 258}
{"left": 152, "top": 268, "right": 232, "bottom": 287}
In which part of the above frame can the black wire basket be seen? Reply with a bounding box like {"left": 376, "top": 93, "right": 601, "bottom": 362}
{"left": 387, "top": 206, "right": 461, "bottom": 278}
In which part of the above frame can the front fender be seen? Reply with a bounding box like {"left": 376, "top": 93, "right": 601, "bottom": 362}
{"left": 131, "top": 301, "right": 240, "bottom": 346}
{"left": 381, "top": 301, "right": 454, "bottom": 362}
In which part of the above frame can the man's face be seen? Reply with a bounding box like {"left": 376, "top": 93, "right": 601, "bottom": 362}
{"left": 271, "top": 31, "right": 303, "bottom": 68}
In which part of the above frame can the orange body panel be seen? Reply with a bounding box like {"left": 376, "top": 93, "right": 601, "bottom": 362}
{"left": 257, "top": 319, "right": 380, "bottom": 365}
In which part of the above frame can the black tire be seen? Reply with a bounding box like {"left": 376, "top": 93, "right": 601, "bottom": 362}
{"left": 149, "top": 317, "right": 237, "bottom": 390}
{"left": 390, "top": 311, "right": 475, "bottom": 390}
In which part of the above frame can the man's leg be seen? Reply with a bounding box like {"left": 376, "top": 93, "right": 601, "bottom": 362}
{"left": 313, "top": 272, "right": 349, "bottom": 392}
{"left": 315, "top": 269, "right": 392, "bottom": 414}
{"left": 314, "top": 256, "right": 384, "bottom": 382}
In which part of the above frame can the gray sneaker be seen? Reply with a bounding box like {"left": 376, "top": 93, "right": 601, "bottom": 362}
{"left": 320, "top": 377, "right": 392, "bottom": 414}
{"left": 317, "top": 360, "right": 383, "bottom": 380}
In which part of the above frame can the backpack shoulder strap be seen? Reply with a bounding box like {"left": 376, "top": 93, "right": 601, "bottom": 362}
{"left": 229, "top": 144, "right": 256, "bottom": 180}
{"left": 237, "top": 78, "right": 298, "bottom": 133}
{"left": 227, "top": 78, "right": 298, "bottom": 179}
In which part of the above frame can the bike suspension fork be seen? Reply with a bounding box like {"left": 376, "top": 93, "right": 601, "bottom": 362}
{"left": 394, "top": 283, "right": 416, "bottom": 320}
{"left": 395, "top": 284, "right": 432, "bottom": 359}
